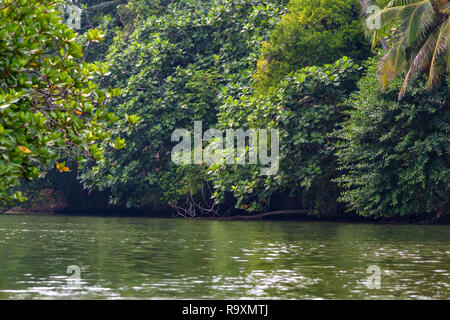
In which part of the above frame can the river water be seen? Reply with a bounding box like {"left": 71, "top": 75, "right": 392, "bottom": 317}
{"left": 0, "top": 214, "right": 448, "bottom": 299}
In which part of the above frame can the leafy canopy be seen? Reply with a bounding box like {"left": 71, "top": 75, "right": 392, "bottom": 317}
{"left": 79, "top": 0, "right": 288, "bottom": 210}
{"left": 210, "top": 57, "right": 361, "bottom": 214}
{"left": 337, "top": 56, "right": 449, "bottom": 217}
{"left": 0, "top": 0, "right": 125, "bottom": 204}
{"left": 254, "top": 0, "right": 369, "bottom": 88}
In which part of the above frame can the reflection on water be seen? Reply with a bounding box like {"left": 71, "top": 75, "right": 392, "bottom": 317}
{"left": 0, "top": 215, "right": 448, "bottom": 299}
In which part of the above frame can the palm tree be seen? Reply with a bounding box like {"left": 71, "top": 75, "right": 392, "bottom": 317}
{"left": 360, "top": 0, "right": 390, "bottom": 49}
{"left": 367, "top": 0, "right": 450, "bottom": 99}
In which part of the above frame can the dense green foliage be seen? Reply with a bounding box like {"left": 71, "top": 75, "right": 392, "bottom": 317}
{"left": 0, "top": 0, "right": 127, "bottom": 205}
{"left": 210, "top": 57, "right": 360, "bottom": 214}
{"left": 254, "top": 0, "right": 369, "bottom": 88}
{"left": 2, "top": 0, "right": 448, "bottom": 220}
{"left": 337, "top": 57, "right": 449, "bottom": 217}
{"left": 79, "top": 0, "right": 288, "bottom": 210}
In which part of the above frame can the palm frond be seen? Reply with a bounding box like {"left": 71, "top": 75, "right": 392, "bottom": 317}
{"left": 446, "top": 18, "right": 450, "bottom": 72}
{"left": 426, "top": 18, "right": 449, "bottom": 89}
{"left": 385, "top": 0, "right": 421, "bottom": 8}
{"left": 399, "top": 28, "right": 439, "bottom": 98}
{"left": 366, "top": 1, "right": 433, "bottom": 40}
{"left": 379, "top": 36, "right": 408, "bottom": 90}
{"left": 367, "top": 0, "right": 449, "bottom": 97}
{"left": 369, "top": 6, "right": 409, "bottom": 28}
{"left": 402, "top": 1, "right": 436, "bottom": 46}
{"left": 440, "top": 3, "right": 450, "bottom": 15}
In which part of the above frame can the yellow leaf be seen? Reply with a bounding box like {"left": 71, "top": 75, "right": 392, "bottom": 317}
{"left": 75, "top": 110, "right": 83, "bottom": 115}
{"left": 18, "top": 146, "right": 31, "bottom": 154}
{"left": 56, "top": 162, "right": 70, "bottom": 173}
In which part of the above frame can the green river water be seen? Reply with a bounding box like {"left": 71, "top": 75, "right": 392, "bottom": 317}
{"left": 0, "top": 214, "right": 448, "bottom": 299}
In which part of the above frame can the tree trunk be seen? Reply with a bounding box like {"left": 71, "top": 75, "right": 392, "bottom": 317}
{"left": 360, "top": 0, "right": 389, "bottom": 50}
{"left": 235, "top": 209, "right": 311, "bottom": 220}
{"left": 86, "top": 0, "right": 125, "bottom": 16}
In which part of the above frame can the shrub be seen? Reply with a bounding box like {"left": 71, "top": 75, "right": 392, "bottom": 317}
{"left": 254, "top": 0, "right": 370, "bottom": 88}
{"left": 337, "top": 57, "right": 449, "bottom": 217}
{"left": 209, "top": 57, "right": 361, "bottom": 214}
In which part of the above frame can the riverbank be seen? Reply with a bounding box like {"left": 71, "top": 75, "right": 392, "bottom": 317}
{"left": 3, "top": 209, "right": 450, "bottom": 225}
{"left": 5, "top": 185, "right": 448, "bottom": 225}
